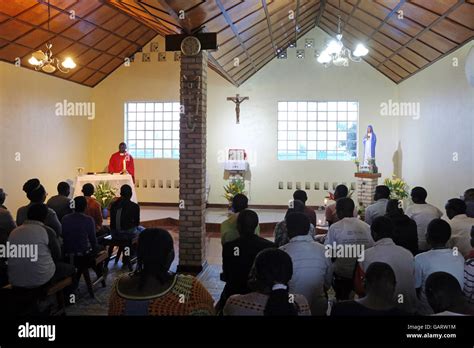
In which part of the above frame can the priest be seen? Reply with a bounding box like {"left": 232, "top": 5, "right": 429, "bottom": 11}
{"left": 108, "top": 142, "right": 135, "bottom": 181}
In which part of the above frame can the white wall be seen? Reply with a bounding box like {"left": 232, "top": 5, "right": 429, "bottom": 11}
{"left": 90, "top": 27, "right": 399, "bottom": 206}
{"left": 397, "top": 41, "right": 474, "bottom": 211}
{"left": 0, "top": 62, "right": 92, "bottom": 212}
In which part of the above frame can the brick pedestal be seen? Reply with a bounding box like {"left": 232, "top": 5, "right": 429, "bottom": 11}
{"left": 177, "top": 51, "right": 208, "bottom": 274}
{"left": 355, "top": 173, "right": 382, "bottom": 208}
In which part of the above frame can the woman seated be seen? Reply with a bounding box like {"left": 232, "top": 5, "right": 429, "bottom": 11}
{"left": 108, "top": 228, "right": 215, "bottom": 315}
{"left": 223, "top": 248, "right": 311, "bottom": 316}
{"left": 330, "top": 262, "right": 407, "bottom": 316}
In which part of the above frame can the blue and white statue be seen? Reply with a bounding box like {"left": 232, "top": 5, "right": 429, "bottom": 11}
{"left": 363, "top": 125, "right": 376, "bottom": 166}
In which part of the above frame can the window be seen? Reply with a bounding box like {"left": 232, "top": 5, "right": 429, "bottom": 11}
{"left": 125, "top": 102, "right": 180, "bottom": 159}
{"left": 277, "top": 101, "right": 358, "bottom": 161}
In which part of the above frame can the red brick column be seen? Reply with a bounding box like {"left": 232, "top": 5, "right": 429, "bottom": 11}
{"left": 177, "top": 51, "right": 208, "bottom": 274}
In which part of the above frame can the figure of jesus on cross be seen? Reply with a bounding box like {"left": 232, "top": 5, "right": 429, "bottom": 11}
{"left": 227, "top": 94, "right": 249, "bottom": 124}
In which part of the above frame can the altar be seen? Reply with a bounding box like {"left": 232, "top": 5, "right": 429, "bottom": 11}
{"left": 73, "top": 173, "right": 137, "bottom": 203}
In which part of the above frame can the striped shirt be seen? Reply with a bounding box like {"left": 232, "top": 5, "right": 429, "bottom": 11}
{"left": 464, "top": 251, "right": 474, "bottom": 305}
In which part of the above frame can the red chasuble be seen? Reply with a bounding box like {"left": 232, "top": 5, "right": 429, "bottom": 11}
{"left": 108, "top": 151, "right": 135, "bottom": 180}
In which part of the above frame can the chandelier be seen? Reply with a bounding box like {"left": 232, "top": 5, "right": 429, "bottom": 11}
{"left": 28, "top": 0, "right": 76, "bottom": 73}
{"left": 317, "top": 11, "right": 368, "bottom": 67}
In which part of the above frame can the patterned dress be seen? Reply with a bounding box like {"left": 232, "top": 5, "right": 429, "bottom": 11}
{"left": 109, "top": 274, "right": 215, "bottom": 315}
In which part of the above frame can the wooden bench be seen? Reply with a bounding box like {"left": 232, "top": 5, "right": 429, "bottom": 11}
{"left": 103, "top": 235, "right": 138, "bottom": 271}
{"left": 2, "top": 276, "right": 73, "bottom": 315}
{"left": 72, "top": 250, "right": 108, "bottom": 298}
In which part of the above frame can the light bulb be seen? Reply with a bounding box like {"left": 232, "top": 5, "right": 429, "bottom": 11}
{"left": 326, "top": 39, "right": 343, "bottom": 55}
{"left": 317, "top": 51, "right": 331, "bottom": 64}
{"left": 61, "top": 57, "right": 76, "bottom": 69}
{"left": 28, "top": 56, "right": 41, "bottom": 66}
{"left": 353, "top": 43, "right": 369, "bottom": 57}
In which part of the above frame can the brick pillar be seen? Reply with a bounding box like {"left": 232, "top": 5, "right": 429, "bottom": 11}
{"left": 177, "top": 51, "right": 208, "bottom": 274}
{"left": 355, "top": 173, "right": 382, "bottom": 208}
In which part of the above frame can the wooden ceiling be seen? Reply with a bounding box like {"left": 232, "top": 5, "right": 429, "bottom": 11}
{"left": 1, "top": 1, "right": 473, "bottom": 87}
{"left": 0, "top": 0, "right": 156, "bottom": 86}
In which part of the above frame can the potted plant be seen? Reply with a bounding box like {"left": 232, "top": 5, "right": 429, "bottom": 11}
{"left": 223, "top": 177, "right": 246, "bottom": 211}
{"left": 94, "top": 181, "right": 117, "bottom": 219}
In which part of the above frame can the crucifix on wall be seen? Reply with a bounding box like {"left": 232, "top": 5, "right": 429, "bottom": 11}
{"left": 227, "top": 94, "right": 249, "bottom": 124}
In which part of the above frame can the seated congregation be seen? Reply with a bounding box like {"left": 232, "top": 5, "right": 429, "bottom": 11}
{"left": 0, "top": 179, "right": 474, "bottom": 316}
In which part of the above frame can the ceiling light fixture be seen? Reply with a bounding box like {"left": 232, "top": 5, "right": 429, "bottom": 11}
{"left": 316, "top": 0, "right": 368, "bottom": 67}
{"left": 28, "top": 0, "right": 76, "bottom": 73}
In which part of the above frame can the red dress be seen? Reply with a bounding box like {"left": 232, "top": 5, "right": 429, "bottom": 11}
{"left": 108, "top": 151, "right": 135, "bottom": 181}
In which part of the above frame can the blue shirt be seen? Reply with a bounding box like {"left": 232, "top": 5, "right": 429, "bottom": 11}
{"left": 61, "top": 212, "right": 97, "bottom": 254}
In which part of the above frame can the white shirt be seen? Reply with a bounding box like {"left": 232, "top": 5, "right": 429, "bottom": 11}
{"left": 364, "top": 198, "right": 389, "bottom": 225}
{"left": 8, "top": 220, "right": 56, "bottom": 288}
{"left": 325, "top": 217, "right": 374, "bottom": 279}
{"left": 414, "top": 248, "right": 465, "bottom": 314}
{"left": 405, "top": 203, "right": 443, "bottom": 251}
{"left": 280, "top": 235, "right": 333, "bottom": 315}
{"left": 447, "top": 214, "right": 474, "bottom": 258}
{"left": 361, "top": 238, "right": 417, "bottom": 313}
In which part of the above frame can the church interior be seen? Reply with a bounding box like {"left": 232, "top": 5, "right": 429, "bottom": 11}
{"left": 0, "top": 0, "right": 474, "bottom": 340}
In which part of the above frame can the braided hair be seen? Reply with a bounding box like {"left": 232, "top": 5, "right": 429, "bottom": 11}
{"left": 251, "top": 248, "right": 298, "bottom": 316}
{"left": 134, "top": 228, "right": 175, "bottom": 290}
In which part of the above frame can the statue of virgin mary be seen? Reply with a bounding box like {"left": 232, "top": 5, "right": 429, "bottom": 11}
{"left": 363, "top": 125, "right": 376, "bottom": 166}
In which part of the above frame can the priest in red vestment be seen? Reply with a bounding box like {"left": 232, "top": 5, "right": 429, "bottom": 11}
{"left": 108, "top": 142, "right": 135, "bottom": 181}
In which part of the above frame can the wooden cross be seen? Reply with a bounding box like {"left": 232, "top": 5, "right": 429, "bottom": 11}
{"left": 226, "top": 94, "right": 249, "bottom": 124}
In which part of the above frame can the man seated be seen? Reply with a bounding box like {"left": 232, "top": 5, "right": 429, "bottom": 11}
{"left": 330, "top": 262, "right": 406, "bottom": 316}
{"left": 364, "top": 185, "right": 390, "bottom": 225}
{"left": 81, "top": 183, "right": 103, "bottom": 232}
{"left": 415, "top": 219, "right": 465, "bottom": 314}
{"left": 274, "top": 200, "right": 315, "bottom": 247}
{"left": 218, "top": 210, "right": 275, "bottom": 312}
{"left": 463, "top": 227, "right": 474, "bottom": 306}
{"left": 17, "top": 178, "right": 62, "bottom": 239}
{"left": 62, "top": 197, "right": 99, "bottom": 256}
{"left": 0, "top": 188, "right": 16, "bottom": 245}
{"left": 221, "top": 193, "right": 259, "bottom": 245}
{"left": 280, "top": 212, "right": 332, "bottom": 315}
{"left": 62, "top": 197, "right": 104, "bottom": 286}
{"left": 464, "top": 188, "right": 474, "bottom": 218}
{"left": 110, "top": 185, "right": 140, "bottom": 240}
{"left": 293, "top": 190, "right": 316, "bottom": 226}
{"left": 405, "top": 187, "right": 442, "bottom": 252}
{"left": 445, "top": 198, "right": 474, "bottom": 258}
{"left": 324, "top": 198, "right": 374, "bottom": 301}
{"left": 46, "top": 182, "right": 73, "bottom": 222}
{"left": 325, "top": 185, "right": 356, "bottom": 226}
{"left": 426, "top": 272, "right": 471, "bottom": 316}
{"left": 358, "top": 216, "right": 417, "bottom": 313}
{"left": 385, "top": 199, "right": 418, "bottom": 255}
{"left": 8, "top": 204, "right": 74, "bottom": 289}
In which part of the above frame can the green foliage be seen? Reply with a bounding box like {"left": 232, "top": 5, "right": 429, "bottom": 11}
{"left": 223, "top": 178, "right": 246, "bottom": 203}
{"left": 384, "top": 175, "right": 409, "bottom": 201}
{"left": 94, "top": 181, "right": 117, "bottom": 209}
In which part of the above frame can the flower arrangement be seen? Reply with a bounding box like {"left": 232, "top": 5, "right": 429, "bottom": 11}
{"left": 94, "top": 181, "right": 117, "bottom": 209}
{"left": 384, "top": 175, "right": 409, "bottom": 201}
{"left": 223, "top": 178, "right": 246, "bottom": 205}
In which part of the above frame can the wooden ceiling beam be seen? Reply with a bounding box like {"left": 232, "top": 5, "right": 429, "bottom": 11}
{"left": 340, "top": 0, "right": 361, "bottom": 34}
{"left": 261, "top": 0, "right": 277, "bottom": 56}
{"left": 365, "top": 0, "right": 405, "bottom": 42}
{"left": 376, "top": 0, "right": 465, "bottom": 67}
{"left": 215, "top": 0, "right": 258, "bottom": 75}
{"left": 316, "top": 0, "right": 326, "bottom": 26}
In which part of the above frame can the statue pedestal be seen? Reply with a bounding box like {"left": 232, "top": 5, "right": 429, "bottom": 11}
{"left": 354, "top": 172, "right": 382, "bottom": 208}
